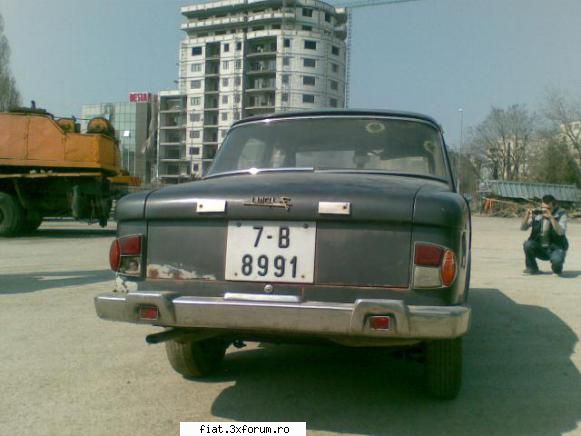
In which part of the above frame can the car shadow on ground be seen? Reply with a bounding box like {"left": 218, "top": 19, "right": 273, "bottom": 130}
{"left": 184, "top": 288, "right": 580, "bottom": 435}
{"left": 0, "top": 270, "right": 114, "bottom": 294}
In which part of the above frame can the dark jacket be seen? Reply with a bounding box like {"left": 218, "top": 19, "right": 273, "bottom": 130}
{"left": 528, "top": 208, "right": 569, "bottom": 250}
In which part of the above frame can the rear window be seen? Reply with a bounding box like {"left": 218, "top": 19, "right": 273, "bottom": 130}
{"left": 209, "top": 117, "right": 448, "bottom": 179}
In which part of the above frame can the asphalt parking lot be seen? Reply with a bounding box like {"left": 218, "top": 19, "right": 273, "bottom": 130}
{"left": 0, "top": 217, "right": 579, "bottom": 436}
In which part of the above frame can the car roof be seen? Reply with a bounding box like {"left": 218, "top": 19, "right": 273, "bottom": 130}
{"left": 231, "top": 109, "right": 442, "bottom": 130}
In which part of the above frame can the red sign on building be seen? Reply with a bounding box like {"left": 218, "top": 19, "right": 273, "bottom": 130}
{"left": 129, "top": 92, "right": 151, "bottom": 103}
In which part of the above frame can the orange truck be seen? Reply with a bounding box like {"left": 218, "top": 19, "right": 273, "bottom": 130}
{"left": 0, "top": 108, "right": 139, "bottom": 236}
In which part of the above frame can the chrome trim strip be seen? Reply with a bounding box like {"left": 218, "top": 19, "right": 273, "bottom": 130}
{"left": 224, "top": 292, "right": 302, "bottom": 303}
{"left": 195, "top": 199, "right": 226, "bottom": 213}
{"left": 204, "top": 167, "right": 314, "bottom": 180}
{"left": 228, "top": 114, "right": 441, "bottom": 131}
{"left": 318, "top": 201, "right": 351, "bottom": 215}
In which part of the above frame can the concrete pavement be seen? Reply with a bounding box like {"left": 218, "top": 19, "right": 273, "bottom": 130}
{"left": 0, "top": 217, "right": 579, "bottom": 436}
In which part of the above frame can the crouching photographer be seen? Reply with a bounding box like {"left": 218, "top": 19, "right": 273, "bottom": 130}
{"left": 521, "top": 195, "right": 569, "bottom": 275}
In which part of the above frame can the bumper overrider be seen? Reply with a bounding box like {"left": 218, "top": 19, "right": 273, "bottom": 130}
{"left": 94, "top": 291, "right": 470, "bottom": 340}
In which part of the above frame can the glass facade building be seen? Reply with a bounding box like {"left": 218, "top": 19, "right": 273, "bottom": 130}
{"left": 81, "top": 100, "right": 156, "bottom": 183}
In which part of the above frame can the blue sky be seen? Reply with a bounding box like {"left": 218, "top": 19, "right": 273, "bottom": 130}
{"left": 1, "top": 0, "right": 580, "bottom": 146}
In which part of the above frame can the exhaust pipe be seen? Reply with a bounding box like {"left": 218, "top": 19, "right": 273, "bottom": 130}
{"left": 145, "top": 328, "right": 220, "bottom": 345}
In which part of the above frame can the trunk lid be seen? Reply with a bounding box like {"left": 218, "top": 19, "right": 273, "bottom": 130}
{"left": 145, "top": 172, "right": 426, "bottom": 222}
{"left": 143, "top": 172, "right": 444, "bottom": 288}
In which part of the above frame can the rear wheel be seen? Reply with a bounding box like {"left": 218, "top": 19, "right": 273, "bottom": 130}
{"left": 21, "top": 211, "right": 43, "bottom": 233}
{"left": 463, "top": 255, "right": 471, "bottom": 302}
{"left": 165, "top": 338, "right": 228, "bottom": 378}
{"left": 425, "top": 338, "right": 463, "bottom": 400}
{"left": 0, "top": 193, "right": 24, "bottom": 237}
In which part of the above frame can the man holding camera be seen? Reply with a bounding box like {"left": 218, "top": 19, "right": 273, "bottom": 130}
{"left": 521, "top": 194, "right": 569, "bottom": 275}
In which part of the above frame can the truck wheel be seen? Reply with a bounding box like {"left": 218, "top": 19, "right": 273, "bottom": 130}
{"left": 425, "top": 338, "right": 463, "bottom": 400}
{"left": 21, "top": 212, "right": 43, "bottom": 233}
{"left": 165, "top": 338, "right": 228, "bottom": 378}
{"left": 0, "top": 193, "right": 24, "bottom": 237}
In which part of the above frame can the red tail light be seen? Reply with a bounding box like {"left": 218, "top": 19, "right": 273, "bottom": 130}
{"left": 139, "top": 305, "right": 159, "bottom": 320}
{"left": 109, "top": 235, "right": 143, "bottom": 275}
{"left": 119, "top": 235, "right": 142, "bottom": 255}
{"left": 109, "top": 239, "right": 121, "bottom": 271}
{"left": 368, "top": 316, "right": 391, "bottom": 330}
{"left": 413, "top": 243, "right": 457, "bottom": 288}
{"left": 414, "top": 244, "right": 444, "bottom": 267}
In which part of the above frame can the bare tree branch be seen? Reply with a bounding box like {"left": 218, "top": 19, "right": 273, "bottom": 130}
{"left": 468, "top": 105, "right": 535, "bottom": 181}
{"left": 542, "top": 88, "right": 581, "bottom": 161}
{"left": 0, "top": 13, "right": 21, "bottom": 111}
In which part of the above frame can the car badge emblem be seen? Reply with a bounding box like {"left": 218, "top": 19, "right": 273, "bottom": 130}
{"left": 244, "top": 196, "right": 291, "bottom": 211}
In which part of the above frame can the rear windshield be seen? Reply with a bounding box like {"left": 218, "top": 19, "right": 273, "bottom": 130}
{"left": 208, "top": 117, "right": 448, "bottom": 179}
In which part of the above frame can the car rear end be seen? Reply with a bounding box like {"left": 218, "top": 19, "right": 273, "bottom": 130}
{"left": 95, "top": 111, "right": 471, "bottom": 399}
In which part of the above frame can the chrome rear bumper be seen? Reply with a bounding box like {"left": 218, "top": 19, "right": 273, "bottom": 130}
{"left": 95, "top": 291, "right": 470, "bottom": 340}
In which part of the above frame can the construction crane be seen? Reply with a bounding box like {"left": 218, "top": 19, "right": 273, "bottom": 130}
{"left": 333, "top": 0, "right": 425, "bottom": 107}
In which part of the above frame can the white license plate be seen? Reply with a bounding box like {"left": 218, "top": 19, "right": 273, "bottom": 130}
{"left": 225, "top": 221, "right": 316, "bottom": 283}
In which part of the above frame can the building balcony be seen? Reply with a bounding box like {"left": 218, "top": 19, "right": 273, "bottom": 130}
{"left": 247, "top": 61, "right": 276, "bottom": 74}
{"left": 335, "top": 9, "right": 348, "bottom": 25}
{"left": 246, "top": 68, "right": 276, "bottom": 76}
{"left": 246, "top": 51, "right": 277, "bottom": 58}
{"left": 203, "top": 145, "right": 218, "bottom": 159}
{"left": 159, "top": 107, "right": 185, "bottom": 113}
{"left": 334, "top": 24, "right": 347, "bottom": 40}
{"left": 160, "top": 125, "right": 187, "bottom": 130}
{"left": 160, "top": 115, "right": 186, "bottom": 127}
{"left": 159, "top": 158, "right": 190, "bottom": 165}
{"left": 246, "top": 11, "right": 295, "bottom": 24}
{"left": 181, "top": 15, "right": 246, "bottom": 32}
{"left": 246, "top": 86, "right": 276, "bottom": 93}
{"left": 159, "top": 157, "right": 190, "bottom": 163}
{"left": 246, "top": 69, "right": 276, "bottom": 75}
{"left": 245, "top": 104, "right": 275, "bottom": 111}
{"left": 159, "top": 140, "right": 186, "bottom": 146}
{"left": 158, "top": 169, "right": 191, "bottom": 178}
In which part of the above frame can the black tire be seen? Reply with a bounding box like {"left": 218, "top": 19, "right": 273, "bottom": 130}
{"left": 0, "top": 193, "right": 24, "bottom": 237}
{"left": 425, "top": 338, "right": 463, "bottom": 400}
{"left": 165, "top": 338, "right": 228, "bottom": 378}
{"left": 20, "top": 211, "right": 43, "bottom": 233}
{"left": 463, "top": 255, "right": 471, "bottom": 302}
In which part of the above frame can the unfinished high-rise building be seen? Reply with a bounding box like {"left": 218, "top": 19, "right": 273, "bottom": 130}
{"left": 157, "top": 0, "right": 348, "bottom": 182}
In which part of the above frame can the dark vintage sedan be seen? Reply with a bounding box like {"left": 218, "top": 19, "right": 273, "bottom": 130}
{"left": 95, "top": 110, "right": 471, "bottom": 399}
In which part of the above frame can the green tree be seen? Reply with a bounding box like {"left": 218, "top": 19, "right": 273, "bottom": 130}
{"left": 0, "top": 13, "right": 21, "bottom": 111}
{"left": 528, "top": 139, "right": 581, "bottom": 187}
